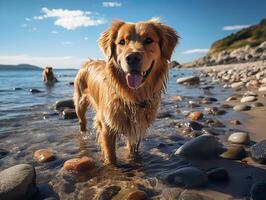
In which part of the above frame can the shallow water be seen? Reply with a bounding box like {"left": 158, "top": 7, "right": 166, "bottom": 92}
{"left": 1, "top": 68, "right": 265, "bottom": 200}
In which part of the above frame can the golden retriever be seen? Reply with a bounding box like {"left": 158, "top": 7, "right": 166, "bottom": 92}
{"left": 43, "top": 67, "right": 58, "bottom": 84}
{"left": 74, "top": 18, "right": 178, "bottom": 164}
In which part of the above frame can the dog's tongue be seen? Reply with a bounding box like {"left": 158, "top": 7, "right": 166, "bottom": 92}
{"left": 126, "top": 73, "right": 143, "bottom": 89}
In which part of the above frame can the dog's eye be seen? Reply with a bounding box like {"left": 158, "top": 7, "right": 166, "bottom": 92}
{"left": 144, "top": 37, "right": 153, "bottom": 44}
{"left": 118, "top": 39, "right": 125, "bottom": 45}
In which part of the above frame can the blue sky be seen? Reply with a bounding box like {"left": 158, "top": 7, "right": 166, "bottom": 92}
{"left": 0, "top": 0, "right": 265, "bottom": 68}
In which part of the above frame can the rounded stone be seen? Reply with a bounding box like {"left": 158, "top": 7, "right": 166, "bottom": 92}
{"left": 240, "top": 96, "right": 257, "bottom": 103}
{"left": 0, "top": 164, "right": 37, "bottom": 200}
{"left": 231, "top": 82, "right": 244, "bottom": 89}
{"left": 221, "top": 145, "right": 246, "bottom": 160}
{"left": 176, "top": 76, "right": 200, "bottom": 85}
{"left": 184, "top": 121, "right": 204, "bottom": 131}
{"left": 55, "top": 99, "right": 75, "bottom": 111}
{"left": 188, "top": 112, "right": 204, "bottom": 121}
{"left": 63, "top": 156, "right": 96, "bottom": 171}
{"left": 113, "top": 189, "right": 148, "bottom": 200}
{"left": 30, "top": 88, "right": 42, "bottom": 93}
{"left": 225, "top": 96, "right": 238, "bottom": 101}
{"left": 250, "top": 140, "right": 266, "bottom": 164}
{"left": 34, "top": 149, "right": 56, "bottom": 163}
{"left": 229, "top": 119, "right": 242, "bottom": 125}
{"left": 62, "top": 108, "right": 77, "bottom": 119}
{"left": 207, "top": 167, "right": 229, "bottom": 182}
{"left": 175, "top": 135, "right": 226, "bottom": 158}
{"left": 98, "top": 186, "right": 121, "bottom": 200}
{"left": 166, "top": 167, "right": 208, "bottom": 188}
{"left": 250, "top": 182, "right": 266, "bottom": 200}
{"left": 0, "top": 149, "right": 8, "bottom": 159}
{"left": 251, "top": 102, "right": 264, "bottom": 107}
{"left": 233, "top": 104, "right": 251, "bottom": 111}
{"left": 228, "top": 132, "right": 250, "bottom": 144}
{"left": 178, "top": 190, "right": 203, "bottom": 200}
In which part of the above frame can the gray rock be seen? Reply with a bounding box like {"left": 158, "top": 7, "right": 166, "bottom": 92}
{"left": 0, "top": 164, "right": 37, "bottom": 200}
{"left": 231, "top": 82, "right": 244, "bottom": 89}
{"left": 251, "top": 102, "right": 264, "bottom": 107}
{"left": 99, "top": 186, "right": 121, "bottom": 200}
{"left": 228, "top": 132, "right": 250, "bottom": 144}
{"left": 169, "top": 60, "right": 180, "bottom": 68}
{"left": 166, "top": 167, "right": 207, "bottom": 188}
{"left": 178, "top": 190, "right": 203, "bottom": 200}
{"left": 30, "top": 88, "right": 42, "bottom": 93}
{"left": 62, "top": 108, "right": 77, "bottom": 119}
{"left": 221, "top": 145, "right": 246, "bottom": 160}
{"left": 177, "top": 76, "right": 200, "bottom": 85}
{"left": 0, "top": 149, "right": 8, "bottom": 159}
{"left": 250, "top": 182, "right": 266, "bottom": 200}
{"left": 233, "top": 104, "right": 251, "bottom": 111}
{"left": 207, "top": 167, "right": 229, "bottom": 182}
{"left": 55, "top": 99, "right": 75, "bottom": 111}
{"left": 175, "top": 135, "right": 226, "bottom": 158}
{"left": 250, "top": 140, "right": 266, "bottom": 164}
{"left": 225, "top": 96, "right": 238, "bottom": 101}
{"left": 184, "top": 121, "right": 204, "bottom": 131}
{"left": 240, "top": 96, "right": 257, "bottom": 103}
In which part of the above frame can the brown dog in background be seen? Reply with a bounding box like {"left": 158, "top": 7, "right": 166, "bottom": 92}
{"left": 74, "top": 19, "right": 178, "bottom": 164}
{"left": 43, "top": 67, "right": 58, "bottom": 84}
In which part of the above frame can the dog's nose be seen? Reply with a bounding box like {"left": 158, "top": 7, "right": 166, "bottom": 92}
{"left": 126, "top": 52, "right": 142, "bottom": 67}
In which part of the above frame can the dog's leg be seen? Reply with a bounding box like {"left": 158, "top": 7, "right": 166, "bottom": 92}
{"left": 126, "top": 138, "right": 141, "bottom": 155}
{"left": 98, "top": 124, "right": 117, "bottom": 165}
{"left": 77, "top": 96, "right": 89, "bottom": 132}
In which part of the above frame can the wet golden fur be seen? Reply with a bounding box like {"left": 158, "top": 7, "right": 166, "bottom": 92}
{"left": 74, "top": 19, "right": 178, "bottom": 164}
{"left": 42, "top": 67, "right": 58, "bottom": 84}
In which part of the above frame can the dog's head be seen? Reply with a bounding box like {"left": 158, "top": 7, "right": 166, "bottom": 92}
{"left": 99, "top": 18, "right": 178, "bottom": 90}
{"left": 45, "top": 67, "right": 53, "bottom": 74}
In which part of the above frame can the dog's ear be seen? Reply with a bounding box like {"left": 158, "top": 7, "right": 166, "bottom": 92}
{"left": 99, "top": 20, "right": 125, "bottom": 60}
{"left": 149, "top": 18, "right": 179, "bottom": 60}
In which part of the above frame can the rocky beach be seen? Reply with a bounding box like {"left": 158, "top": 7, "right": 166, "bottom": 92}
{"left": 0, "top": 61, "right": 266, "bottom": 200}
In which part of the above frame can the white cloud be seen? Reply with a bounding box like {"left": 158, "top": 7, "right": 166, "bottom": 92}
{"left": 102, "top": 2, "right": 122, "bottom": 7}
{"left": 33, "top": 7, "right": 106, "bottom": 30}
{"left": 62, "top": 41, "right": 72, "bottom": 45}
{"left": 25, "top": 18, "right": 31, "bottom": 21}
{"left": 181, "top": 49, "right": 209, "bottom": 54}
{"left": 222, "top": 25, "right": 251, "bottom": 31}
{"left": 0, "top": 54, "right": 85, "bottom": 68}
{"left": 84, "top": 37, "right": 88, "bottom": 40}
{"left": 21, "top": 23, "right": 28, "bottom": 28}
{"left": 51, "top": 30, "right": 58, "bottom": 34}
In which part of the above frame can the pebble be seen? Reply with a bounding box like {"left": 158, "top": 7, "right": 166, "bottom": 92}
{"left": 205, "top": 119, "right": 225, "bottom": 127}
{"left": 258, "top": 86, "right": 266, "bottom": 92}
{"left": 225, "top": 96, "right": 238, "bottom": 101}
{"left": 113, "top": 189, "right": 148, "bottom": 200}
{"left": 251, "top": 102, "right": 264, "bottom": 107}
{"left": 171, "top": 95, "right": 183, "bottom": 102}
{"left": 0, "top": 164, "right": 37, "bottom": 200}
{"left": 240, "top": 96, "right": 257, "bottom": 103}
{"left": 231, "top": 82, "right": 244, "bottom": 89}
{"left": 184, "top": 121, "right": 204, "bottom": 131}
{"left": 55, "top": 99, "right": 75, "bottom": 111}
{"left": 207, "top": 167, "right": 229, "bottom": 182}
{"left": 0, "top": 148, "right": 8, "bottom": 159}
{"left": 68, "top": 82, "right": 74, "bottom": 86}
{"left": 157, "top": 111, "right": 173, "bottom": 118}
{"left": 250, "top": 140, "right": 266, "bottom": 164}
{"left": 230, "top": 119, "right": 242, "bottom": 125}
{"left": 228, "top": 132, "right": 250, "bottom": 144}
{"left": 205, "top": 107, "right": 226, "bottom": 115}
{"left": 243, "top": 91, "right": 257, "bottom": 97}
{"left": 175, "top": 135, "right": 225, "bottom": 158}
{"left": 233, "top": 104, "right": 251, "bottom": 111}
{"left": 221, "top": 145, "right": 246, "bottom": 160}
{"left": 250, "top": 182, "right": 266, "bottom": 200}
{"left": 34, "top": 149, "right": 56, "bottom": 163}
{"left": 166, "top": 167, "right": 208, "bottom": 188}
{"left": 202, "top": 128, "right": 225, "bottom": 136}
{"left": 13, "top": 87, "right": 22, "bottom": 90}
{"left": 178, "top": 190, "right": 203, "bottom": 200}
{"left": 63, "top": 156, "right": 96, "bottom": 171}
{"left": 188, "top": 112, "right": 203, "bottom": 121}
{"left": 176, "top": 76, "right": 200, "bottom": 85}
{"left": 30, "top": 88, "right": 42, "bottom": 93}
{"left": 98, "top": 186, "right": 121, "bottom": 200}
{"left": 62, "top": 108, "right": 77, "bottom": 119}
